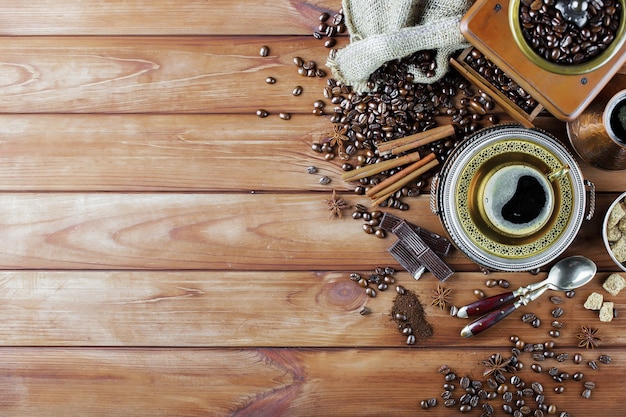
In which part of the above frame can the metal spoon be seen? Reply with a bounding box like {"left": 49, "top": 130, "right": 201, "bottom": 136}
{"left": 460, "top": 256, "right": 596, "bottom": 337}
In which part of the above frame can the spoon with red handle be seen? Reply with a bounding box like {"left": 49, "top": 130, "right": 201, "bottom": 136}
{"left": 458, "top": 256, "right": 596, "bottom": 337}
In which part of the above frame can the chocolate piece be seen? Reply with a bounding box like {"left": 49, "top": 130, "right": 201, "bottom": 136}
{"left": 380, "top": 212, "right": 452, "bottom": 256}
{"left": 388, "top": 240, "right": 426, "bottom": 280}
{"left": 391, "top": 221, "right": 454, "bottom": 282}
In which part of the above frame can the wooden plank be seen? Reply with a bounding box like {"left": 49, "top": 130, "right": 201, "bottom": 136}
{"left": 0, "top": 36, "right": 342, "bottom": 114}
{"left": 0, "top": 114, "right": 338, "bottom": 192}
{"left": 0, "top": 347, "right": 622, "bottom": 416}
{"left": 0, "top": 192, "right": 619, "bottom": 271}
{"left": 0, "top": 114, "right": 624, "bottom": 193}
{"left": 0, "top": 1, "right": 341, "bottom": 36}
{"left": 0, "top": 270, "right": 623, "bottom": 348}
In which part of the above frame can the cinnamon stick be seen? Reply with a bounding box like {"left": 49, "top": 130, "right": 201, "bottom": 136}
{"left": 371, "top": 158, "right": 440, "bottom": 206}
{"left": 376, "top": 124, "right": 455, "bottom": 156}
{"left": 366, "top": 153, "right": 437, "bottom": 198}
{"left": 341, "top": 151, "right": 421, "bottom": 182}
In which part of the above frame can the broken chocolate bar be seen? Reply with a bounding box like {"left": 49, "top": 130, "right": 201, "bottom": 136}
{"left": 390, "top": 220, "right": 454, "bottom": 282}
{"left": 380, "top": 212, "right": 452, "bottom": 256}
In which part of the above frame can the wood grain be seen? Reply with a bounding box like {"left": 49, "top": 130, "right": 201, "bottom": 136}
{"left": 0, "top": 1, "right": 342, "bottom": 36}
{"left": 0, "top": 1, "right": 624, "bottom": 415}
{"left": 0, "top": 347, "right": 622, "bottom": 416}
{"left": 0, "top": 36, "right": 342, "bottom": 114}
{"left": 0, "top": 270, "right": 622, "bottom": 348}
{"left": 0, "top": 114, "right": 623, "bottom": 192}
{"left": 0, "top": 192, "right": 619, "bottom": 271}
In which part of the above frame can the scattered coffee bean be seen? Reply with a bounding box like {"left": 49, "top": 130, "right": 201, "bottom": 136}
{"left": 588, "top": 360, "right": 598, "bottom": 370}
{"left": 485, "top": 279, "right": 498, "bottom": 287}
{"left": 549, "top": 295, "right": 563, "bottom": 304}
{"left": 598, "top": 354, "right": 611, "bottom": 364}
{"left": 259, "top": 46, "right": 269, "bottom": 57}
{"left": 551, "top": 307, "right": 564, "bottom": 318}
{"left": 449, "top": 305, "right": 459, "bottom": 317}
{"left": 256, "top": 109, "right": 269, "bottom": 118}
{"left": 521, "top": 312, "right": 536, "bottom": 323}
{"left": 584, "top": 381, "right": 596, "bottom": 390}
{"left": 581, "top": 388, "right": 592, "bottom": 399}
{"left": 359, "top": 307, "right": 371, "bottom": 315}
{"left": 554, "top": 385, "right": 564, "bottom": 394}
{"left": 292, "top": 86, "right": 303, "bottom": 96}
{"left": 265, "top": 76, "right": 276, "bottom": 84}
{"left": 549, "top": 330, "right": 560, "bottom": 338}
{"left": 406, "top": 334, "right": 416, "bottom": 345}
{"left": 573, "top": 353, "right": 583, "bottom": 364}
{"left": 531, "top": 364, "right": 542, "bottom": 373}
{"left": 279, "top": 112, "right": 291, "bottom": 120}
{"left": 551, "top": 320, "right": 563, "bottom": 328}
{"left": 498, "top": 279, "right": 510, "bottom": 289}
{"left": 565, "top": 290, "right": 576, "bottom": 298}
{"left": 573, "top": 372, "right": 584, "bottom": 381}
{"left": 473, "top": 289, "right": 486, "bottom": 298}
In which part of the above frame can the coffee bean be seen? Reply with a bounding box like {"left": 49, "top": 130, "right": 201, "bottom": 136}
{"left": 406, "top": 334, "right": 416, "bottom": 345}
{"left": 551, "top": 307, "right": 564, "bottom": 318}
{"left": 573, "top": 353, "right": 583, "bottom": 364}
{"left": 498, "top": 279, "right": 510, "bottom": 289}
{"left": 292, "top": 86, "right": 303, "bottom": 96}
{"left": 256, "top": 109, "right": 269, "bottom": 118}
{"left": 259, "top": 46, "right": 269, "bottom": 57}
{"left": 565, "top": 290, "right": 576, "bottom": 298}
{"left": 584, "top": 381, "right": 596, "bottom": 390}
{"left": 279, "top": 112, "right": 291, "bottom": 120}
{"left": 531, "top": 364, "right": 542, "bottom": 373}
{"left": 473, "top": 289, "right": 486, "bottom": 298}
{"left": 582, "top": 388, "right": 592, "bottom": 399}
{"left": 554, "top": 386, "right": 564, "bottom": 394}
{"left": 265, "top": 76, "right": 276, "bottom": 84}
{"left": 588, "top": 360, "right": 598, "bottom": 370}
{"left": 521, "top": 313, "right": 536, "bottom": 323}
{"left": 598, "top": 354, "right": 611, "bottom": 364}
{"left": 549, "top": 295, "right": 563, "bottom": 304}
{"left": 485, "top": 279, "right": 498, "bottom": 287}
{"left": 573, "top": 372, "right": 584, "bottom": 381}
{"left": 549, "top": 330, "right": 560, "bottom": 338}
{"left": 359, "top": 307, "right": 371, "bottom": 315}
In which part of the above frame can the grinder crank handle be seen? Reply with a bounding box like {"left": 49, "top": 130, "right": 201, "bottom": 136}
{"left": 460, "top": 286, "right": 549, "bottom": 337}
{"left": 456, "top": 289, "right": 524, "bottom": 318}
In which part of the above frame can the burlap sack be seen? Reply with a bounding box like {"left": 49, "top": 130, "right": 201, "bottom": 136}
{"left": 327, "top": 0, "right": 471, "bottom": 92}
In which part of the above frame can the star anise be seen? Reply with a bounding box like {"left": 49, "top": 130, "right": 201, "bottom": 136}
{"left": 324, "top": 189, "right": 350, "bottom": 219}
{"left": 430, "top": 284, "right": 452, "bottom": 310}
{"left": 482, "top": 353, "right": 514, "bottom": 378}
{"left": 576, "top": 325, "right": 601, "bottom": 349}
{"left": 326, "top": 124, "right": 350, "bottom": 155}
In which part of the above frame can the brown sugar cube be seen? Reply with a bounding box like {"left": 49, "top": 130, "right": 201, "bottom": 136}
{"left": 599, "top": 301, "right": 614, "bottom": 322}
{"left": 608, "top": 202, "right": 625, "bottom": 229}
{"left": 583, "top": 292, "right": 603, "bottom": 310}
{"left": 603, "top": 273, "right": 626, "bottom": 297}
{"left": 612, "top": 236, "right": 626, "bottom": 263}
{"left": 608, "top": 226, "right": 622, "bottom": 242}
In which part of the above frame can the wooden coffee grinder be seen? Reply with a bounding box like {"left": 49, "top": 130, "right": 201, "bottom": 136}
{"left": 451, "top": 0, "right": 626, "bottom": 126}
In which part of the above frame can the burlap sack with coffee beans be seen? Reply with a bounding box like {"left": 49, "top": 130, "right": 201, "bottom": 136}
{"left": 327, "top": 0, "right": 471, "bottom": 92}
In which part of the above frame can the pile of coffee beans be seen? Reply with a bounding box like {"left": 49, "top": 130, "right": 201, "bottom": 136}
{"left": 351, "top": 203, "right": 388, "bottom": 238}
{"left": 463, "top": 48, "right": 540, "bottom": 113}
{"left": 348, "top": 266, "right": 397, "bottom": 299}
{"left": 518, "top": 0, "right": 622, "bottom": 65}
{"left": 425, "top": 338, "right": 612, "bottom": 417}
{"left": 316, "top": 52, "right": 502, "bottom": 210}
{"left": 313, "top": 9, "right": 346, "bottom": 49}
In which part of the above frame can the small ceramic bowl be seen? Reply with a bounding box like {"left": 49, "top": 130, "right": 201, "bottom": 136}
{"left": 603, "top": 191, "right": 626, "bottom": 272}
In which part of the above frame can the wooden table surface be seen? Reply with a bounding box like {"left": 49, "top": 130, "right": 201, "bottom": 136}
{"left": 0, "top": 1, "right": 624, "bottom": 416}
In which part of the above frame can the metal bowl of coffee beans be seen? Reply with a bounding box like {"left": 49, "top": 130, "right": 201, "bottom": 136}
{"left": 602, "top": 191, "right": 626, "bottom": 271}
{"left": 510, "top": 0, "right": 626, "bottom": 74}
{"left": 431, "top": 124, "right": 594, "bottom": 272}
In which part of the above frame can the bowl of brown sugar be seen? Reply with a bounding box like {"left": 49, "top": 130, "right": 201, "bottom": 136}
{"left": 603, "top": 191, "right": 626, "bottom": 272}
